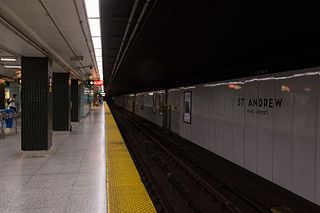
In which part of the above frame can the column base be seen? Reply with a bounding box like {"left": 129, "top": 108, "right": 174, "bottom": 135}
{"left": 53, "top": 130, "right": 70, "bottom": 134}
{"left": 22, "top": 146, "right": 53, "bottom": 157}
{"left": 71, "top": 122, "right": 79, "bottom": 128}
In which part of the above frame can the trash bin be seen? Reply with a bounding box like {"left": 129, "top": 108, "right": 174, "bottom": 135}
{"left": 4, "top": 109, "right": 14, "bottom": 128}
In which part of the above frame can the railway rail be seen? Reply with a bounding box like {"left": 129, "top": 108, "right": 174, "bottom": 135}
{"left": 110, "top": 104, "right": 320, "bottom": 213}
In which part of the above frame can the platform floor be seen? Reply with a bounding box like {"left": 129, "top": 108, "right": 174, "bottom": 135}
{"left": 0, "top": 106, "right": 106, "bottom": 213}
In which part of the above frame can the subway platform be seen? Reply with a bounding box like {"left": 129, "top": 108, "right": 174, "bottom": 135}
{"left": 0, "top": 104, "right": 156, "bottom": 213}
{"left": 0, "top": 106, "right": 106, "bottom": 213}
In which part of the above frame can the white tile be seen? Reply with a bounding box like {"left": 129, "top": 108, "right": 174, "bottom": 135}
{"left": 65, "top": 186, "right": 106, "bottom": 213}
{"left": 75, "top": 173, "right": 106, "bottom": 186}
{"left": 292, "top": 75, "right": 318, "bottom": 201}
{"left": 25, "top": 174, "right": 77, "bottom": 189}
{"left": 8, "top": 187, "right": 71, "bottom": 210}
{"left": 273, "top": 77, "right": 294, "bottom": 190}
{"left": 36, "top": 163, "right": 81, "bottom": 174}
{"left": 257, "top": 79, "right": 274, "bottom": 181}
{"left": 244, "top": 81, "right": 258, "bottom": 173}
{"left": 0, "top": 175, "right": 31, "bottom": 190}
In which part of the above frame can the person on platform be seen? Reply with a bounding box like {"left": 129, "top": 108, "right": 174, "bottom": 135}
{"left": 9, "top": 94, "right": 17, "bottom": 113}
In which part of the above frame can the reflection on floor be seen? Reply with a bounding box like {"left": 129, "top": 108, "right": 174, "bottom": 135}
{"left": 0, "top": 106, "right": 106, "bottom": 213}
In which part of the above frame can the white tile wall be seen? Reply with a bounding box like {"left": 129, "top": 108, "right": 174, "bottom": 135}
{"left": 317, "top": 76, "right": 320, "bottom": 204}
{"left": 273, "top": 77, "right": 294, "bottom": 190}
{"left": 214, "top": 86, "right": 225, "bottom": 156}
{"left": 232, "top": 85, "right": 245, "bottom": 167}
{"left": 115, "top": 68, "right": 320, "bottom": 205}
{"left": 244, "top": 81, "right": 259, "bottom": 173}
{"left": 291, "top": 75, "right": 317, "bottom": 201}
{"left": 257, "top": 80, "right": 274, "bottom": 181}
{"left": 208, "top": 89, "right": 216, "bottom": 153}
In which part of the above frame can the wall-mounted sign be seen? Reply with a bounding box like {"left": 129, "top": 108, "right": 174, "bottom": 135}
{"left": 237, "top": 97, "right": 283, "bottom": 115}
{"left": 93, "top": 80, "right": 103, "bottom": 86}
{"left": 85, "top": 80, "right": 103, "bottom": 88}
{"left": 183, "top": 91, "right": 192, "bottom": 124}
{"left": 152, "top": 93, "right": 156, "bottom": 113}
{"left": 159, "top": 93, "right": 164, "bottom": 115}
{"left": 140, "top": 95, "right": 144, "bottom": 110}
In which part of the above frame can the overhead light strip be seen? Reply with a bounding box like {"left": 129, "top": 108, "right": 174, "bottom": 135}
{"left": 4, "top": 65, "right": 21, "bottom": 69}
{"left": 85, "top": 0, "right": 104, "bottom": 81}
{"left": 1, "top": 57, "right": 17, "bottom": 62}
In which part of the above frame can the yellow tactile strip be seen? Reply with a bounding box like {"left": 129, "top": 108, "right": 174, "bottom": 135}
{"left": 105, "top": 103, "right": 156, "bottom": 213}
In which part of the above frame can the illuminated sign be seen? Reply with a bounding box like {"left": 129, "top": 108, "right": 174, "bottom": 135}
{"left": 93, "top": 80, "right": 103, "bottom": 86}
{"left": 85, "top": 80, "right": 103, "bottom": 88}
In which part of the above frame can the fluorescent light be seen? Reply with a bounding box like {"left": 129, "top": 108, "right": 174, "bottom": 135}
{"left": 88, "top": 19, "right": 101, "bottom": 36}
{"left": 1, "top": 58, "right": 16, "bottom": 62}
{"left": 96, "top": 56, "right": 102, "bottom": 62}
{"left": 84, "top": 0, "right": 100, "bottom": 18}
{"left": 85, "top": 0, "right": 103, "bottom": 80}
{"left": 92, "top": 37, "right": 101, "bottom": 48}
{"left": 4, "top": 65, "right": 21, "bottom": 69}
{"left": 95, "top": 48, "right": 102, "bottom": 57}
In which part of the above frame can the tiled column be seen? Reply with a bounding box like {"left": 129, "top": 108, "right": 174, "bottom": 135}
{"left": 0, "top": 81, "right": 5, "bottom": 109}
{"left": 21, "top": 57, "right": 53, "bottom": 152}
{"left": 71, "top": 79, "right": 80, "bottom": 122}
{"left": 53, "top": 73, "right": 70, "bottom": 131}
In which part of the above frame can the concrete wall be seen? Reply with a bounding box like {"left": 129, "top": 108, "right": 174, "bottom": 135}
{"left": 114, "top": 67, "right": 320, "bottom": 205}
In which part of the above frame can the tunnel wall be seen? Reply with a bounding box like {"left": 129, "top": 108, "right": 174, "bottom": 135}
{"left": 114, "top": 67, "right": 320, "bottom": 205}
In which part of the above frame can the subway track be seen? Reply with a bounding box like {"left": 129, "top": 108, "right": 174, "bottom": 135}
{"left": 110, "top": 104, "right": 320, "bottom": 213}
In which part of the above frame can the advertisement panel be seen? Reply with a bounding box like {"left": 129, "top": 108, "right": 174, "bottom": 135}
{"left": 183, "top": 91, "right": 192, "bottom": 124}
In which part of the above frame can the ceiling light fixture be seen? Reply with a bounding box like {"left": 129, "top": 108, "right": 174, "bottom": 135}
{"left": 85, "top": 0, "right": 103, "bottom": 81}
{"left": 1, "top": 58, "right": 17, "bottom": 62}
{"left": 4, "top": 65, "right": 21, "bottom": 69}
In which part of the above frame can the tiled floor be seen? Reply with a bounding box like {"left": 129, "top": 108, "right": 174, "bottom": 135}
{"left": 0, "top": 106, "right": 106, "bottom": 213}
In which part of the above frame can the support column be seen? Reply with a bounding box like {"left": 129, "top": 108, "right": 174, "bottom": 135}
{"left": 53, "top": 73, "right": 70, "bottom": 131}
{"left": 0, "top": 82, "right": 5, "bottom": 109}
{"left": 21, "top": 57, "right": 53, "bottom": 152}
{"left": 71, "top": 79, "right": 80, "bottom": 122}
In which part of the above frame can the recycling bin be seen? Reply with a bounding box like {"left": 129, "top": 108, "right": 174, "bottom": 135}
{"left": 4, "top": 109, "right": 14, "bottom": 128}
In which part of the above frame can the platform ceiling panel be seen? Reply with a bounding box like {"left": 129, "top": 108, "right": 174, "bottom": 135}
{"left": 0, "top": 0, "right": 96, "bottom": 78}
{"left": 101, "top": 0, "right": 320, "bottom": 96}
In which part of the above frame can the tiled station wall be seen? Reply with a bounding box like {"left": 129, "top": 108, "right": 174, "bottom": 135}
{"left": 115, "top": 67, "right": 320, "bottom": 205}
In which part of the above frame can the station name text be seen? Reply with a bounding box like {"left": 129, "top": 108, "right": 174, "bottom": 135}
{"left": 237, "top": 98, "right": 282, "bottom": 108}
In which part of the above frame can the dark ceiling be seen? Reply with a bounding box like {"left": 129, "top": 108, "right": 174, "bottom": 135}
{"left": 101, "top": 0, "right": 320, "bottom": 96}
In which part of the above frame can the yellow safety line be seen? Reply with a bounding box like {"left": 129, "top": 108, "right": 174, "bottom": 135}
{"left": 105, "top": 103, "right": 156, "bottom": 213}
